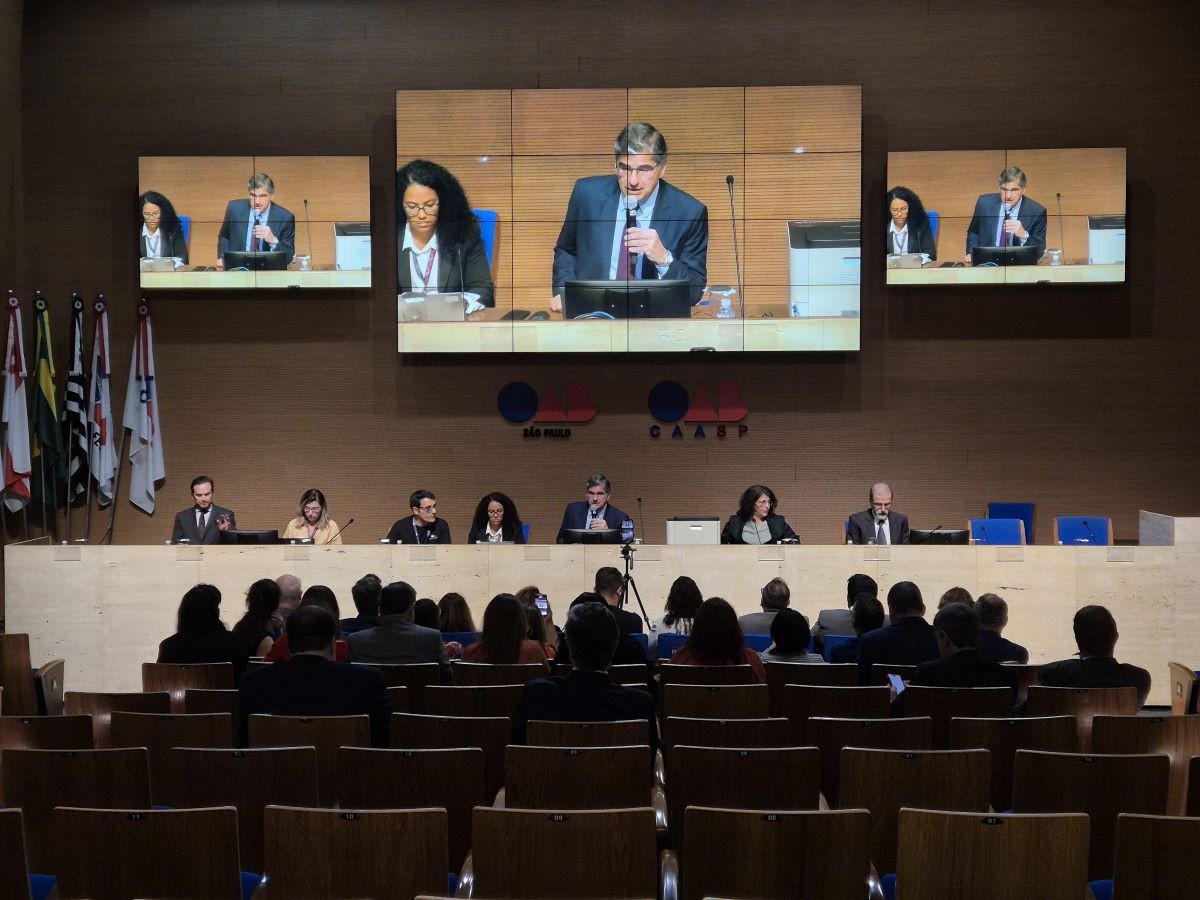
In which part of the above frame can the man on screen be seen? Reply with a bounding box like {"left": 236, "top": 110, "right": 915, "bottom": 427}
{"left": 964, "top": 166, "right": 1047, "bottom": 261}
{"left": 550, "top": 122, "right": 708, "bottom": 311}
{"left": 216, "top": 172, "right": 296, "bottom": 268}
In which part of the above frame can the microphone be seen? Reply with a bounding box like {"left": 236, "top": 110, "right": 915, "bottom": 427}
{"left": 1082, "top": 518, "right": 1097, "bottom": 545}
{"left": 726, "top": 175, "right": 745, "bottom": 315}
{"left": 1001, "top": 203, "right": 1012, "bottom": 247}
{"left": 913, "top": 525, "right": 944, "bottom": 545}
{"left": 636, "top": 496, "right": 646, "bottom": 542}
{"left": 326, "top": 517, "right": 355, "bottom": 544}
{"left": 1056, "top": 192, "right": 1066, "bottom": 260}
{"left": 253, "top": 214, "right": 261, "bottom": 252}
{"left": 303, "top": 199, "right": 315, "bottom": 266}
{"left": 978, "top": 524, "right": 991, "bottom": 545}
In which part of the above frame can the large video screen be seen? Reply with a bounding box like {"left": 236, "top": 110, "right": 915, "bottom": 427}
{"left": 137, "top": 156, "right": 371, "bottom": 289}
{"left": 884, "top": 148, "right": 1126, "bottom": 285}
{"left": 394, "top": 87, "right": 862, "bottom": 353}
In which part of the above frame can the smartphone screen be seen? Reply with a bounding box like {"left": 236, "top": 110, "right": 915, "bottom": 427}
{"left": 535, "top": 594, "right": 549, "bottom": 615}
{"left": 888, "top": 673, "right": 907, "bottom": 695}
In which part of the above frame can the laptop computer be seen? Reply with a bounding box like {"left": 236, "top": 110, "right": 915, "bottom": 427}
{"left": 398, "top": 292, "right": 467, "bottom": 322}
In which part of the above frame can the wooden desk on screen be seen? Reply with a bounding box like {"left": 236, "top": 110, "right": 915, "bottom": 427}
{"left": 887, "top": 263, "right": 1125, "bottom": 286}
{"left": 5, "top": 543, "right": 1192, "bottom": 700}
{"left": 141, "top": 269, "right": 372, "bottom": 289}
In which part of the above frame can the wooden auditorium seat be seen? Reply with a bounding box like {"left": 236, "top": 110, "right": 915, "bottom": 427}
{"left": 1190, "top": 756, "right": 1200, "bottom": 816}
{"left": 902, "top": 685, "right": 1015, "bottom": 748}
{"left": 659, "top": 663, "right": 757, "bottom": 687}
{"left": 1092, "top": 713, "right": 1200, "bottom": 815}
{"left": 1109, "top": 812, "right": 1200, "bottom": 899}
{"left": 869, "top": 663, "right": 917, "bottom": 687}
{"left": 0, "top": 634, "right": 60, "bottom": 717}
{"left": 352, "top": 661, "right": 440, "bottom": 712}
{"left": 423, "top": 684, "right": 523, "bottom": 718}
{"left": 1026, "top": 684, "right": 1138, "bottom": 751}
{"left": 0, "top": 714, "right": 93, "bottom": 802}
{"left": 109, "top": 711, "right": 235, "bottom": 806}
{"left": 807, "top": 717, "right": 934, "bottom": 807}
{"left": 451, "top": 662, "right": 548, "bottom": 686}
{"left": 948, "top": 715, "right": 1076, "bottom": 811}
{"left": 526, "top": 718, "right": 649, "bottom": 747}
{"left": 1167, "top": 661, "right": 1199, "bottom": 715}
{"left": 183, "top": 687, "right": 239, "bottom": 719}
{"left": 391, "top": 712, "right": 509, "bottom": 801}
{"left": 249, "top": 713, "right": 370, "bottom": 808}
{"left": 662, "top": 684, "right": 769, "bottom": 721}
{"left": 662, "top": 715, "right": 791, "bottom": 750}
{"left": 504, "top": 744, "right": 651, "bottom": 811}
{"left": 0, "top": 808, "right": 46, "bottom": 900}
{"left": 764, "top": 661, "right": 859, "bottom": 710}
{"left": 781, "top": 684, "right": 891, "bottom": 743}
{"left": 140, "top": 661, "right": 235, "bottom": 713}
{"left": 63, "top": 690, "right": 170, "bottom": 748}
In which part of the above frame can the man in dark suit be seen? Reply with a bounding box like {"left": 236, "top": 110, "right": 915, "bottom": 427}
{"left": 512, "top": 599, "right": 658, "bottom": 750}
{"left": 556, "top": 474, "right": 630, "bottom": 543}
{"left": 964, "top": 166, "right": 1048, "bottom": 260}
{"left": 829, "top": 595, "right": 886, "bottom": 664}
{"left": 593, "top": 566, "right": 644, "bottom": 635}
{"left": 857, "top": 581, "right": 939, "bottom": 684}
{"left": 216, "top": 172, "right": 296, "bottom": 267}
{"left": 387, "top": 489, "right": 452, "bottom": 544}
{"left": 1036, "top": 605, "right": 1151, "bottom": 708}
{"left": 339, "top": 573, "right": 383, "bottom": 635}
{"left": 904, "top": 602, "right": 1019, "bottom": 698}
{"left": 846, "top": 482, "right": 910, "bottom": 545}
{"left": 170, "top": 475, "right": 236, "bottom": 544}
{"left": 346, "top": 580, "right": 452, "bottom": 682}
{"left": 238, "top": 604, "right": 391, "bottom": 747}
{"left": 975, "top": 593, "right": 1029, "bottom": 664}
{"left": 551, "top": 122, "right": 708, "bottom": 310}
{"left": 813, "top": 573, "right": 878, "bottom": 651}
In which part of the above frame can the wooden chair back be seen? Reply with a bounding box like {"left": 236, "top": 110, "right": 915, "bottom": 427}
{"left": 662, "top": 716, "right": 790, "bottom": 750}
{"left": 781, "top": 684, "right": 891, "bottom": 743}
{"left": 949, "top": 715, "right": 1076, "bottom": 811}
{"left": 506, "top": 744, "right": 650, "bottom": 810}
{"left": 808, "top": 717, "right": 933, "bottom": 807}
{"left": 33, "top": 659, "right": 66, "bottom": 715}
{"left": 526, "top": 718, "right": 649, "bottom": 747}
{"left": 1111, "top": 813, "right": 1200, "bottom": 899}
{"left": 1092, "top": 714, "right": 1200, "bottom": 816}
{"left": 387, "top": 685, "right": 410, "bottom": 713}
{"left": 0, "top": 808, "right": 34, "bottom": 900}
{"left": 183, "top": 688, "right": 239, "bottom": 718}
{"left": 1190, "top": 756, "right": 1200, "bottom": 817}
{"left": 0, "top": 634, "right": 39, "bottom": 716}
{"left": 424, "top": 684, "right": 523, "bottom": 718}
{"left": 1167, "top": 661, "right": 1199, "bottom": 715}
{"left": 391, "top": 712, "right": 509, "bottom": 800}
{"left": 109, "top": 711, "right": 235, "bottom": 806}
{"left": 1, "top": 747, "right": 151, "bottom": 873}
{"left": 248, "top": 714, "right": 370, "bottom": 807}
{"left": 869, "top": 663, "right": 917, "bottom": 686}
{"left": 662, "top": 684, "right": 769, "bottom": 721}
{"left": 64, "top": 691, "right": 170, "bottom": 748}
{"left": 660, "top": 663, "right": 756, "bottom": 687}
{"left": 666, "top": 746, "right": 821, "bottom": 848}
{"left": 471, "top": 806, "right": 657, "bottom": 899}
{"left": 678, "top": 807, "right": 871, "bottom": 900}
{"left": 141, "top": 662, "right": 235, "bottom": 713}
{"left": 1012, "top": 750, "right": 1170, "bottom": 879}
{"left": 903, "top": 685, "right": 1016, "bottom": 748}
{"left": 168, "top": 746, "right": 318, "bottom": 873}
{"left": 764, "top": 662, "right": 858, "bottom": 716}
{"left": 608, "top": 663, "right": 653, "bottom": 686}
{"left": 0, "top": 714, "right": 94, "bottom": 803}
{"left": 838, "top": 747, "right": 991, "bottom": 875}
{"left": 353, "top": 662, "right": 440, "bottom": 712}
{"left": 338, "top": 746, "right": 483, "bottom": 874}
{"left": 896, "top": 808, "right": 1090, "bottom": 899}
{"left": 1026, "top": 685, "right": 1138, "bottom": 751}
{"left": 451, "top": 661, "right": 548, "bottom": 685}
{"left": 53, "top": 806, "right": 242, "bottom": 900}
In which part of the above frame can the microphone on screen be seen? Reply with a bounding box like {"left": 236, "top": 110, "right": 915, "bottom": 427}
{"left": 1056, "top": 192, "right": 1067, "bottom": 259}
{"left": 303, "top": 199, "right": 315, "bottom": 266}
{"left": 636, "top": 496, "right": 646, "bottom": 542}
{"left": 253, "top": 214, "right": 261, "bottom": 252}
{"left": 1001, "top": 203, "right": 1012, "bottom": 247}
{"left": 726, "top": 175, "right": 745, "bottom": 315}
{"left": 326, "top": 517, "right": 355, "bottom": 543}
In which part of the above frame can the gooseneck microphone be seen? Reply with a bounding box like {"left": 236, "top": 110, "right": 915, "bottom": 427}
{"left": 636, "top": 496, "right": 646, "bottom": 542}
{"left": 326, "top": 517, "right": 355, "bottom": 543}
{"left": 303, "top": 199, "right": 315, "bottom": 265}
{"left": 1082, "top": 518, "right": 1097, "bottom": 544}
{"left": 726, "top": 175, "right": 745, "bottom": 314}
{"left": 1056, "top": 192, "right": 1066, "bottom": 259}
{"left": 913, "top": 524, "right": 944, "bottom": 545}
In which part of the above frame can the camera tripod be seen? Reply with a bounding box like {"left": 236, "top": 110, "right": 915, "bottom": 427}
{"left": 618, "top": 541, "right": 652, "bottom": 629}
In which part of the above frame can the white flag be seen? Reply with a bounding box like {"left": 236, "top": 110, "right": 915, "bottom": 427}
{"left": 87, "top": 298, "right": 117, "bottom": 505}
{"left": 1, "top": 294, "right": 31, "bottom": 512}
{"left": 123, "top": 301, "right": 164, "bottom": 514}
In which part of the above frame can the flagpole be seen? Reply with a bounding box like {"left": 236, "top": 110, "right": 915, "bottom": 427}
{"left": 103, "top": 428, "right": 127, "bottom": 545}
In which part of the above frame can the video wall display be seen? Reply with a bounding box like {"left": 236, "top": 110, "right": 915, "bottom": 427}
{"left": 394, "top": 87, "right": 862, "bottom": 353}
{"left": 137, "top": 156, "right": 372, "bottom": 289}
{"left": 884, "top": 148, "right": 1126, "bottom": 285}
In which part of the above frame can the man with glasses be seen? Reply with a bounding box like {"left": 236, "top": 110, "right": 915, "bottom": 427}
{"left": 556, "top": 474, "right": 630, "bottom": 543}
{"left": 846, "top": 482, "right": 911, "bottom": 545}
{"left": 216, "top": 171, "right": 296, "bottom": 268}
{"left": 551, "top": 122, "right": 708, "bottom": 311}
{"left": 387, "top": 489, "right": 452, "bottom": 544}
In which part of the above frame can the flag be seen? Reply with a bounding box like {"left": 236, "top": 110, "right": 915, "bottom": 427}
{"left": 61, "top": 294, "right": 89, "bottom": 501}
{"left": 87, "top": 297, "right": 116, "bottom": 506}
{"left": 1, "top": 293, "right": 31, "bottom": 512}
{"left": 31, "top": 294, "right": 65, "bottom": 509}
{"left": 123, "top": 301, "right": 164, "bottom": 514}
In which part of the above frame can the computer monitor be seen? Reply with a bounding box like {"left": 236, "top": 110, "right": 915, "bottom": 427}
{"left": 227, "top": 529, "right": 280, "bottom": 545}
{"left": 969, "top": 244, "right": 1042, "bottom": 267}
{"left": 560, "top": 527, "right": 621, "bottom": 545}
{"left": 910, "top": 528, "right": 970, "bottom": 545}
{"left": 222, "top": 250, "right": 288, "bottom": 271}
{"left": 563, "top": 280, "right": 692, "bottom": 320}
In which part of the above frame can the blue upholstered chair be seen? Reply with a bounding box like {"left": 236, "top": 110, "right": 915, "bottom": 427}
{"left": 1054, "top": 516, "right": 1113, "bottom": 545}
{"left": 472, "top": 209, "right": 498, "bottom": 269}
{"left": 987, "top": 502, "right": 1035, "bottom": 544}
{"left": 969, "top": 518, "right": 1026, "bottom": 545}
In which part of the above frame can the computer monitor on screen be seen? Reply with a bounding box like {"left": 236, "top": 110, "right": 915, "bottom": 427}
{"left": 560, "top": 528, "right": 621, "bottom": 545}
{"left": 222, "top": 250, "right": 288, "bottom": 271}
{"left": 563, "top": 279, "right": 692, "bottom": 320}
{"left": 970, "top": 244, "right": 1041, "bottom": 267}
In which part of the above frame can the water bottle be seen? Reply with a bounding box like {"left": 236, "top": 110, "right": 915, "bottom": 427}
{"left": 790, "top": 300, "right": 803, "bottom": 318}
{"left": 716, "top": 296, "right": 735, "bottom": 318}
{"left": 620, "top": 517, "right": 635, "bottom": 542}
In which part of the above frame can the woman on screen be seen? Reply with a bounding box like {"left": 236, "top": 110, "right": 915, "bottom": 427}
{"left": 885, "top": 186, "right": 936, "bottom": 261}
{"left": 396, "top": 159, "right": 494, "bottom": 308}
{"left": 467, "top": 491, "right": 526, "bottom": 544}
{"left": 281, "top": 488, "right": 342, "bottom": 544}
{"left": 139, "top": 190, "right": 189, "bottom": 264}
{"left": 721, "top": 484, "right": 800, "bottom": 545}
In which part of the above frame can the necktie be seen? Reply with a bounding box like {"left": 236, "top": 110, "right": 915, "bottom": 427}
{"left": 197, "top": 510, "right": 208, "bottom": 538}
{"left": 250, "top": 216, "right": 261, "bottom": 252}
{"left": 876, "top": 521, "right": 887, "bottom": 545}
{"left": 998, "top": 209, "right": 1010, "bottom": 247}
{"left": 617, "top": 228, "right": 634, "bottom": 280}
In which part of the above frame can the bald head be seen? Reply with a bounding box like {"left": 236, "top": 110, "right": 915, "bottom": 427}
{"left": 869, "top": 482, "right": 892, "bottom": 503}
{"left": 276, "top": 574, "right": 302, "bottom": 611}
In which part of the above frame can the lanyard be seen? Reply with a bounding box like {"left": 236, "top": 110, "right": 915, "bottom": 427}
{"left": 415, "top": 248, "right": 437, "bottom": 291}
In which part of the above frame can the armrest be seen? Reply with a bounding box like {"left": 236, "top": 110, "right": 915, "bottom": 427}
{"left": 659, "top": 848, "right": 679, "bottom": 900}
{"left": 455, "top": 853, "right": 474, "bottom": 898}
{"left": 654, "top": 749, "right": 666, "bottom": 787}
{"left": 652, "top": 784, "right": 668, "bottom": 836}
{"left": 34, "top": 658, "right": 66, "bottom": 715}
{"left": 867, "top": 864, "right": 886, "bottom": 900}
{"left": 491, "top": 786, "right": 506, "bottom": 809}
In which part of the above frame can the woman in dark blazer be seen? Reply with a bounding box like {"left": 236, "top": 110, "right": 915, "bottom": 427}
{"left": 467, "top": 491, "right": 527, "bottom": 544}
{"left": 721, "top": 484, "right": 800, "bottom": 545}
{"left": 886, "top": 186, "right": 936, "bottom": 260}
{"left": 139, "top": 190, "right": 189, "bottom": 264}
{"left": 396, "top": 159, "right": 494, "bottom": 307}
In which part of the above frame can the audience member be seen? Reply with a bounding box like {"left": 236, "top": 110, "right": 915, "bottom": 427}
{"left": 231, "top": 578, "right": 282, "bottom": 658}
{"left": 738, "top": 576, "right": 791, "bottom": 635}
{"left": 595, "top": 565, "right": 644, "bottom": 635}
{"left": 438, "top": 592, "right": 477, "bottom": 633}
{"left": 413, "top": 598, "right": 440, "bottom": 630}
{"left": 856, "top": 581, "right": 939, "bottom": 684}
{"left": 157, "top": 584, "right": 248, "bottom": 677}
{"left": 829, "top": 595, "right": 886, "bottom": 663}
{"left": 813, "top": 573, "right": 878, "bottom": 651}
{"left": 462, "top": 593, "right": 550, "bottom": 668}
{"left": 339, "top": 574, "right": 382, "bottom": 635}
{"left": 515, "top": 585, "right": 561, "bottom": 650}
{"left": 905, "top": 603, "right": 1019, "bottom": 698}
{"left": 669, "top": 597, "right": 766, "bottom": 683}
{"left": 649, "top": 575, "right": 703, "bottom": 659}
{"left": 938, "top": 586, "right": 975, "bottom": 609}
{"left": 525, "top": 604, "right": 557, "bottom": 660}
{"left": 974, "top": 592, "right": 1029, "bottom": 664}
{"left": 276, "top": 574, "right": 303, "bottom": 621}
{"left": 554, "top": 593, "right": 649, "bottom": 670}
{"left": 265, "top": 586, "right": 350, "bottom": 662}
{"left": 760, "top": 609, "right": 823, "bottom": 663}
{"left": 238, "top": 605, "right": 390, "bottom": 747}
{"left": 1036, "top": 605, "right": 1151, "bottom": 707}
{"left": 347, "top": 580, "right": 452, "bottom": 681}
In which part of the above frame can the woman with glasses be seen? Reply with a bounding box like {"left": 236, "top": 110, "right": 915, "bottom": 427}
{"left": 282, "top": 488, "right": 342, "bottom": 544}
{"left": 139, "top": 190, "right": 189, "bottom": 265}
{"left": 467, "top": 491, "right": 526, "bottom": 544}
{"left": 396, "top": 159, "right": 495, "bottom": 309}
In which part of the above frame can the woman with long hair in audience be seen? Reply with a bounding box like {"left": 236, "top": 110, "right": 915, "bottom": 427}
{"left": 525, "top": 604, "right": 558, "bottom": 660}
{"left": 462, "top": 593, "right": 549, "bottom": 667}
{"left": 669, "top": 596, "right": 766, "bottom": 682}
{"left": 158, "top": 583, "right": 248, "bottom": 676}
{"left": 232, "top": 578, "right": 282, "bottom": 658}
{"left": 264, "top": 584, "right": 350, "bottom": 661}
{"left": 516, "top": 584, "right": 560, "bottom": 652}
{"left": 467, "top": 491, "right": 526, "bottom": 544}
{"left": 650, "top": 576, "right": 703, "bottom": 658}
{"left": 438, "top": 592, "right": 477, "bottom": 633}
{"left": 281, "top": 488, "right": 342, "bottom": 544}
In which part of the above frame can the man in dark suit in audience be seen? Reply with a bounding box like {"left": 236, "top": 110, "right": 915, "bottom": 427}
{"left": 346, "top": 580, "right": 452, "bottom": 682}
{"left": 856, "top": 581, "right": 939, "bottom": 684}
{"left": 974, "top": 592, "right": 1029, "bottom": 664}
{"left": 594, "top": 565, "right": 644, "bottom": 635}
{"left": 829, "top": 595, "right": 886, "bottom": 664}
{"left": 339, "top": 573, "right": 383, "bottom": 635}
{"left": 512, "top": 598, "right": 658, "bottom": 749}
{"left": 903, "top": 603, "right": 1019, "bottom": 700}
{"left": 238, "top": 604, "right": 390, "bottom": 746}
{"left": 1036, "top": 605, "right": 1151, "bottom": 707}
{"left": 813, "top": 573, "right": 878, "bottom": 652}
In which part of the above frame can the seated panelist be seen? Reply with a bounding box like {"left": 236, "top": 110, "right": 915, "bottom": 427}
{"left": 964, "top": 165, "right": 1047, "bottom": 262}
{"left": 467, "top": 491, "right": 526, "bottom": 544}
{"left": 281, "top": 488, "right": 342, "bottom": 545}
{"left": 885, "top": 186, "right": 935, "bottom": 261}
{"left": 387, "top": 489, "right": 451, "bottom": 545}
{"left": 139, "top": 190, "right": 189, "bottom": 265}
{"left": 556, "top": 474, "right": 630, "bottom": 543}
{"left": 721, "top": 484, "right": 799, "bottom": 544}
{"left": 846, "top": 481, "right": 910, "bottom": 545}
{"left": 216, "top": 172, "right": 296, "bottom": 268}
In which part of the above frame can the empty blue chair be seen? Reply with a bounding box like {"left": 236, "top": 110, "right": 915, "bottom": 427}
{"left": 657, "top": 632, "right": 688, "bottom": 660}
{"left": 632, "top": 632, "right": 649, "bottom": 653}
{"left": 987, "top": 502, "right": 1035, "bottom": 544}
{"left": 179, "top": 214, "right": 191, "bottom": 245}
{"left": 1054, "top": 516, "right": 1113, "bottom": 545}
{"left": 442, "top": 630, "right": 479, "bottom": 647}
{"left": 472, "top": 209, "right": 498, "bottom": 268}
{"left": 521, "top": 522, "right": 531, "bottom": 543}
{"left": 969, "top": 518, "right": 1026, "bottom": 545}
{"left": 926, "top": 210, "right": 940, "bottom": 240}
{"left": 822, "top": 634, "right": 855, "bottom": 663}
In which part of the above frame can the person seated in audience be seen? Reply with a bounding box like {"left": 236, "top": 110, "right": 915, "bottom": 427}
{"left": 738, "top": 576, "right": 791, "bottom": 634}
{"left": 554, "top": 593, "right": 649, "bottom": 671}
{"left": 525, "top": 604, "right": 558, "bottom": 660}
{"left": 280, "top": 488, "right": 342, "bottom": 544}
{"left": 974, "top": 592, "right": 1029, "bottom": 664}
{"left": 232, "top": 578, "right": 283, "bottom": 658}
{"left": 438, "top": 591, "right": 477, "bottom": 634}
{"left": 829, "top": 595, "right": 886, "bottom": 663}
{"left": 1036, "top": 605, "right": 1151, "bottom": 707}
{"left": 238, "top": 604, "right": 391, "bottom": 747}
{"left": 759, "top": 609, "right": 823, "bottom": 663}
{"left": 516, "top": 585, "right": 561, "bottom": 649}
{"left": 413, "top": 597, "right": 440, "bottom": 629}
{"left": 595, "top": 565, "right": 644, "bottom": 635}
{"left": 347, "top": 580, "right": 452, "bottom": 681}
{"left": 339, "top": 574, "right": 383, "bottom": 635}
{"left": 669, "top": 597, "right": 766, "bottom": 683}
{"left": 938, "top": 586, "right": 974, "bottom": 609}
{"left": 276, "top": 573, "right": 303, "bottom": 624}
{"left": 812, "top": 573, "right": 878, "bottom": 652}
{"left": 462, "top": 593, "right": 550, "bottom": 668}
{"left": 157, "top": 584, "right": 248, "bottom": 677}
{"left": 511, "top": 599, "right": 659, "bottom": 749}
{"left": 466, "top": 491, "right": 527, "bottom": 544}
{"left": 265, "top": 585, "right": 350, "bottom": 662}
{"left": 856, "top": 581, "right": 939, "bottom": 685}
{"left": 721, "top": 483, "right": 800, "bottom": 544}
{"left": 649, "top": 575, "right": 703, "bottom": 659}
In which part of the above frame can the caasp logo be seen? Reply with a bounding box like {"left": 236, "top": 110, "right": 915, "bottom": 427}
{"left": 498, "top": 381, "right": 595, "bottom": 439}
{"left": 648, "top": 381, "right": 749, "bottom": 439}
